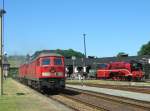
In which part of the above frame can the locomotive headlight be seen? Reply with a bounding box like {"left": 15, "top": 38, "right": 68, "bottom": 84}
{"left": 42, "top": 72, "right": 51, "bottom": 76}
{"left": 56, "top": 72, "right": 63, "bottom": 76}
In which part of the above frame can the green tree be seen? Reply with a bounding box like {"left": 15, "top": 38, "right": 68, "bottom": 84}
{"left": 56, "top": 49, "right": 84, "bottom": 58}
{"left": 138, "top": 41, "right": 150, "bottom": 56}
{"left": 117, "top": 52, "right": 128, "bottom": 57}
{"left": 32, "top": 49, "right": 84, "bottom": 58}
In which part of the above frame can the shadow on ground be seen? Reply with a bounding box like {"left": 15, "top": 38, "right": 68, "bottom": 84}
{"left": 16, "top": 92, "right": 25, "bottom": 96}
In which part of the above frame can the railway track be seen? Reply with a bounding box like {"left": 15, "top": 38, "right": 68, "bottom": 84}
{"left": 59, "top": 92, "right": 108, "bottom": 111}
{"left": 48, "top": 91, "right": 104, "bottom": 111}
{"left": 48, "top": 87, "right": 150, "bottom": 111}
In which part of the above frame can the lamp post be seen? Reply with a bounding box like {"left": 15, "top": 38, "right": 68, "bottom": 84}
{"left": 0, "top": 9, "right": 6, "bottom": 96}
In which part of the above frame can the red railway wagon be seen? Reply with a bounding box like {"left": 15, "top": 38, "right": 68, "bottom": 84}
{"left": 97, "top": 61, "right": 144, "bottom": 81}
{"left": 19, "top": 53, "right": 65, "bottom": 90}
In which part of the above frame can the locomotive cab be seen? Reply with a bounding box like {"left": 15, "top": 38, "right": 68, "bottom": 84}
{"left": 130, "top": 61, "right": 144, "bottom": 81}
{"left": 40, "top": 56, "right": 65, "bottom": 78}
{"left": 39, "top": 55, "right": 65, "bottom": 89}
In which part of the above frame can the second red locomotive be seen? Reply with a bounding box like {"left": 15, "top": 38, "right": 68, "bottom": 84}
{"left": 19, "top": 52, "right": 65, "bottom": 90}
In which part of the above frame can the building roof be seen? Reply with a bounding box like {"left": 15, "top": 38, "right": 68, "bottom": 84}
{"left": 65, "top": 55, "right": 150, "bottom": 66}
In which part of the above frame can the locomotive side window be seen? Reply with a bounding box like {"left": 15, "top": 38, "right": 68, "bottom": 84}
{"left": 54, "top": 58, "right": 62, "bottom": 65}
{"left": 42, "top": 58, "right": 50, "bottom": 65}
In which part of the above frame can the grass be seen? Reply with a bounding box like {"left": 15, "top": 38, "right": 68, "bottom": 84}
{"left": 0, "top": 78, "right": 35, "bottom": 111}
{"left": 0, "top": 79, "right": 22, "bottom": 111}
{"left": 8, "top": 59, "right": 23, "bottom": 68}
{"left": 0, "top": 78, "right": 54, "bottom": 111}
{"left": 8, "top": 56, "right": 25, "bottom": 68}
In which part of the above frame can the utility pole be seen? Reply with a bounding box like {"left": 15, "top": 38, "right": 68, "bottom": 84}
{"left": 0, "top": 9, "right": 6, "bottom": 96}
{"left": 83, "top": 34, "right": 87, "bottom": 66}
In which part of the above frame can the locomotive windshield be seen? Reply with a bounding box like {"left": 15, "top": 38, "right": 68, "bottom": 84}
{"left": 54, "top": 58, "right": 62, "bottom": 65}
{"left": 42, "top": 58, "right": 50, "bottom": 65}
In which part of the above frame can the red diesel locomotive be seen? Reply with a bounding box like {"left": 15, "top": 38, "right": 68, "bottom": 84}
{"left": 19, "top": 52, "right": 65, "bottom": 90}
{"left": 97, "top": 61, "right": 144, "bottom": 81}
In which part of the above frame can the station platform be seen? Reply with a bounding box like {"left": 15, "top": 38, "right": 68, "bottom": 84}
{"left": 66, "top": 84, "right": 150, "bottom": 102}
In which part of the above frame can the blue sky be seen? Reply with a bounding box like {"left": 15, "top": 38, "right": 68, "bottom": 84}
{"left": 1, "top": 0, "right": 150, "bottom": 57}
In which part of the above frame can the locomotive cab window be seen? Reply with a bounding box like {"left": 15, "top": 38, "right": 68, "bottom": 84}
{"left": 54, "top": 58, "right": 62, "bottom": 65}
{"left": 42, "top": 58, "right": 50, "bottom": 65}
{"left": 131, "top": 63, "right": 143, "bottom": 71}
